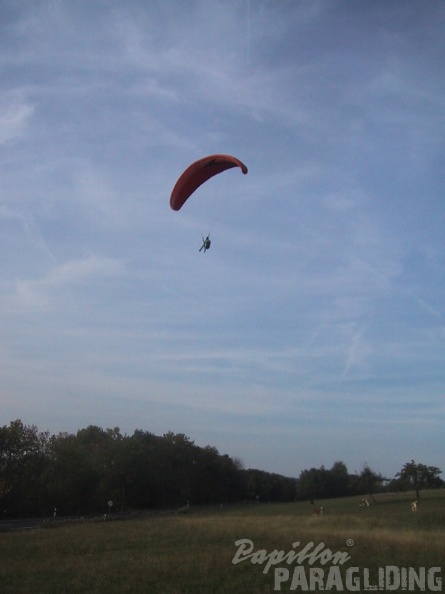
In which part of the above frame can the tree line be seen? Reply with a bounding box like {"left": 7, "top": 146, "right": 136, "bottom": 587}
{"left": 0, "top": 420, "right": 442, "bottom": 518}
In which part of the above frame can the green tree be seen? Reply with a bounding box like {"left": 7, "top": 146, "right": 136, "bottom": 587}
{"left": 352, "top": 464, "right": 385, "bottom": 501}
{"left": 46, "top": 432, "right": 99, "bottom": 515}
{"left": 46, "top": 425, "right": 127, "bottom": 515}
{"left": 242, "top": 469, "right": 296, "bottom": 502}
{"left": 328, "top": 461, "right": 350, "bottom": 497}
{"left": 297, "top": 466, "right": 330, "bottom": 500}
{"left": 118, "top": 430, "right": 162, "bottom": 509}
{"left": 395, "top": 460, "right": 442, "bottom": 499}
{"left": 297, "top": 461, "right": 352, "bottom": 500}
{"left": 0, "top": 420, "right": 50, "bottom": 516}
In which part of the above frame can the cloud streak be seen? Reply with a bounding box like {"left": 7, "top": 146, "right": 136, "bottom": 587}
{"left": 0, "top": 91, "right": 34, "bottom": 144}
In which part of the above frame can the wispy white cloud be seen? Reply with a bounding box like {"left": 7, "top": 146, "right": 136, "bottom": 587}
{"left": 1, "top": 255, "right": 123, "bottom": 313}
{"left": 0, "top": 91, "right": 34, "bottom": 144}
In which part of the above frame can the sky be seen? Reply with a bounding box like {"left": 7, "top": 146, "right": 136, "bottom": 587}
{"left": 1, "top": 0, "right": 444, "bottom": 480}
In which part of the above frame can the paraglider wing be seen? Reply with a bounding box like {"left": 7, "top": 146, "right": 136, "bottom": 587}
{"left": 170, "top": 154, "right": 248, "bottom": 211}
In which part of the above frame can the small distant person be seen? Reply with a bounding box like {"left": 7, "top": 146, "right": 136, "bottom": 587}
{"left": 199, "top": 235, "right": 211, "bottom": 253}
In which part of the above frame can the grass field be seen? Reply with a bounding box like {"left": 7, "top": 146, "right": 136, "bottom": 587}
{"left": 1, "top": 490, "right": 444, "bottom": 593}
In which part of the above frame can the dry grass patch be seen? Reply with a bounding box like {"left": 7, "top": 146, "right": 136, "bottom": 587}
{"left": 0, "top": 491, "right": 444, "bottom": 593}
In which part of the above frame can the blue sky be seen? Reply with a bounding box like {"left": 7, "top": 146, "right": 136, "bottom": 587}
{"left": 1, "top": 0, "right": 444, "bottom": 479}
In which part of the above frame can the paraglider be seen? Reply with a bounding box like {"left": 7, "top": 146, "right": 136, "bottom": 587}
{"left": 170, "top": 154, "right": 247, "bottom": 253}
{"left": 199, "top": 235, "right": 211, "bottom": 253}
{"left": 170, "top": 154, "right": 248, "bottom": 212}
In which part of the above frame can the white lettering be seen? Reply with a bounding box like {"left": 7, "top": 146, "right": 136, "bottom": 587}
{"left": 262, "top": 549, "right": 288, "bottom": 574}
{"left": 274, "top": 568, "right": 289, "bottom": 591}
{"left": 234, "top": 540, "right": 442, "bottom": 592}
{"left": 363, "top": 568, "right": 378, "bottom": 591}
{"left": 331, "top": 550, "right": 352, "bottom": 565}
{"left": 409, "top": 567, "right": 425, "bottom": 590}
{"left": 251, "top": 548, "right": 267, "bottom": 565}
{"left": 271, "top": 566, "right": 442, "bottom": 592}
{"left": 325, "top": 565, "right": 344, "bottom": 591}
{"left": 345, "top": 567, "right": 361, "bottom": 591}
{"left": 317, "top": 547, "right": 336, "bottom": 565}
{"left": 232, "top": 538, "right": 254, "bottom": 564}
{"left": 233, "top": 539, "right": 349, "bottom": 574}
{"left": 290, "top": 566, "right": 309, "bottom": 591}
{"left": 401, "top": 567, "right": 408, "bottom": 590}
{"left": 428, "top": 568, "right": 442, "bottom": 592}
{"left": 386, "top": 566, "right": 400, "bottom": 591}
{"left": 293, "top": 541, "right": 316, "bottom": 564}
{"left": 309, "top": 567, "right": 325, "bottom": 590}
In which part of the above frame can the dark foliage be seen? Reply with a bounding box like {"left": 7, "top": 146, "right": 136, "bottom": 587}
{"left": 0, "top": 420, "right": 293, "bottom": 517}
{"left": 392, "top": 460, "right": 443, "bottom": 499}
{"left": 0, "top": 420, "right": 442, "bottom": 518}
{"left": 296, "top": 461, "right": 385, "bottom": 501}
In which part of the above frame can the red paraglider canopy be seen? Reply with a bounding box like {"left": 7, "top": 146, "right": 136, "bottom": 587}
{"left": 170, "top": 154, "right": 248, "bottom": 211}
